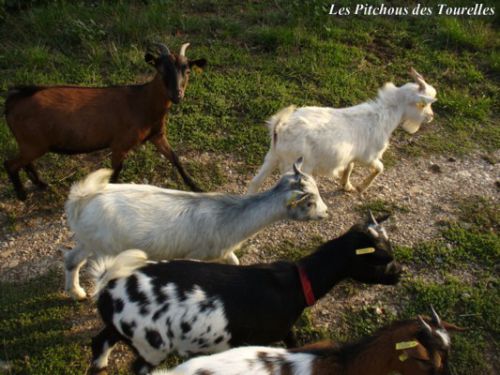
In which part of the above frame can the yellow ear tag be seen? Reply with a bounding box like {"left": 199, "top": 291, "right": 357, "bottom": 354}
{"left": 356, "top": 247, "right": 376, "bottom": 255}
{"left": 399, "top": 352, "right": 409, "bottom": 362}
{"left": 395, "top": 341, "right": 419, "bottom": 350}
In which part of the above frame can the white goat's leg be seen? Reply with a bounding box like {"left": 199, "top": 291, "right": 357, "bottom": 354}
{"left": 223, "top": 251, "right": 240, "bottom": 265}
{"left": 64, "top": 245, "right": 88, "bottom": 300}
{"left": 357, "top": 159, "right": 384, "bottom": 193}
{"left": 341, "top": 162, "right": 355, "bottom": 192}
{"left": 247, "top": 153, "right": 278, "bottom": 194}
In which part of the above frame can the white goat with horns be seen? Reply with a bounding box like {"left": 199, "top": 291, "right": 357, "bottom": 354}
{"left": 247, "top": 68, "right": 437, "bottom": 194}
{"left": 63, "top": 158, "right": 328, "bottom": 300}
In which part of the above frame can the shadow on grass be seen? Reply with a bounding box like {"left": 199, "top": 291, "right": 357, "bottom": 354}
{"left": 0, "top": 270, "right": 91, "bottom": 375}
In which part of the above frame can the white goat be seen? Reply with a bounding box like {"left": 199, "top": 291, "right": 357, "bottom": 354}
{"left": 64, "top": 158, "right": 328, "bottom": 300}
{"left": 247, "top": 68, "right": 437, "bottom": 194}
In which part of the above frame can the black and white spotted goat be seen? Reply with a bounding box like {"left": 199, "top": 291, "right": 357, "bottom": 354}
{"left": 89, "top": 213, "right": 401, "bottom": 374}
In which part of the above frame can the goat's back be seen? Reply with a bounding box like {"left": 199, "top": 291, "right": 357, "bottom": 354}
{"left": 67, "top": 183, "right": 243, "bottom": 260}
{"left": 5, "top": 85, "right": 151, "bottom": 153}
{"left": 272, "top": 106, "right": 370, "bottom": 175}
{"left": 152, "top": 346, "right": 315, "bottom": 375}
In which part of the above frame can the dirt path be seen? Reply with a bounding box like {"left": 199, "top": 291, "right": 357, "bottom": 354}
{"left": 1, "top": 151, "right": 498, "bottom": 285}
{"left": 0, "top": 150, "right": 497, "bottom": 372}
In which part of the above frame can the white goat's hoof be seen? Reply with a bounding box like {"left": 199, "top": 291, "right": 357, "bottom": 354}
{"left": 69, "top": 287, "right": 87, "bottom": 301}
{"left": 343, "top": 183, "right": 356, "bottom": 192}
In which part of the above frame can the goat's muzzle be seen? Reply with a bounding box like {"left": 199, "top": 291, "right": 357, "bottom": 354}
{"left": 383, "top": 262, "right": 402, "bottom": 284}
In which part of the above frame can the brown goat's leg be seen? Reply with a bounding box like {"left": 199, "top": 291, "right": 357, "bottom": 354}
{"left": 4, "top": 157, "right": 29, "bottom": 200}
{"left": 109, "top": 150, "right": 128, "bottom": 183}
{"left": 284, "top": 330, "right": 299, "bottom": 348}
{"left": 151, "top": 135, "right": 203, "bottom": 192}
{"left": 24, "top": 163, "right": 48, "bottom": 190}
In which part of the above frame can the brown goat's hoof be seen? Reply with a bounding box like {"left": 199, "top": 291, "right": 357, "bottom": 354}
{"left": 89, "top": 366, "right": 108, "bottom": 375}
{"left": 190, "top": 184, "right": 204, "bottom": 193}
{"left": 36, "top": 182, "right": 49, "bottom": 191}
{"left": 15, "top": 190, "right": 27, "bottom": 201}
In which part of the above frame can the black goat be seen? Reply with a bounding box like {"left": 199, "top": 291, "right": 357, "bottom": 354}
{"left": 90, "top": 214, "right": 402, "bottom": 374}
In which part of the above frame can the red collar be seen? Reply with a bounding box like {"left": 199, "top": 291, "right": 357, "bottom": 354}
{"left": 297, "top": 265, "right": 316, "bottom": 306}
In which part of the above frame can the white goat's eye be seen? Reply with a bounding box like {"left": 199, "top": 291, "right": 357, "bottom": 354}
{"left": 416, "top": 101, "right": 426, "bottom": 109}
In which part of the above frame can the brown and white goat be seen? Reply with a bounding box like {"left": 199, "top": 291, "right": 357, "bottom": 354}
{"left": 153, "top": 307, "right": 464, "bottom": 375}
{"left": 4, "top": 43, "right": 206, "bottom": 200}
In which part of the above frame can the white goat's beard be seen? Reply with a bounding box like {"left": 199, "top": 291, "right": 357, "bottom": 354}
{"left": 401, "top": 120, "right": 422, "bottom": 134}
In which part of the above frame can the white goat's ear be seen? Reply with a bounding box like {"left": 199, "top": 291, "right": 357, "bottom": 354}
{"left": 293, "top": 157, "right": 304, "bottom": 175}
{"left": 417, "top": 95, "right": 437, "bottom": 105}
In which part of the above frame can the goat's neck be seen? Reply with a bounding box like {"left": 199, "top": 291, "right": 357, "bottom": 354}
{"left": 220, "top": 190, "right": 289, "bottom": 242}
{"left": 371, "top": 95, "right": 407, "bottom": 140}
{"left": 144, "top": 74, "right": 172, "bottom": 117}
{"left": 319, "top": 322, "right": 421, "bottom": 375}
{"left": 297, "top": 235, "right": 354, "bottom": 302}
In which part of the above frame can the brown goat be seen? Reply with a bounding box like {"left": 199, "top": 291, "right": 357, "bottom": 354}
{"left": 154, "top": 307, "right": 464, "bottom": 375}
{"left": 4, "top": 42, "right": 206, "bottom": 200}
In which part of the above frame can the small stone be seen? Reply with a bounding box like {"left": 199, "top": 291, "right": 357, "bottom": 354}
{"left": 429, "top": 163, "right": 442, "bottom": 174}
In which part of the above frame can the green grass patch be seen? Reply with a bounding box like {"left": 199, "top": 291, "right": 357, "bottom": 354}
{"left": 357, "top": 198, "right": 411, "bottom": 216}
{"left": 0, "top": 0, "right": 498, "bottom": 194}
{"left": 0, "top": 271, "right": 89, "bottom": 375}
{"left": 0, "top": 1, "right": 498, "bottom": 374}
{"left": 274, "top": 236, "right": 324, "bottom": 262}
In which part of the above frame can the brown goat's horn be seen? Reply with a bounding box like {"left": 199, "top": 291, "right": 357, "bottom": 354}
{"left": 430, "top": 305, "right": 442, "bottom": 327}
{"left": 369, "top": 210, "right": 378, "bottom": 225}
{"left": 418, "top": 315, "right": 433, "bottom": 334}
{"left": 409, "top": 67, "right": 426, "bottom": 92}
{"left": 180, "top": 43, "right": 190, "bottom": 57}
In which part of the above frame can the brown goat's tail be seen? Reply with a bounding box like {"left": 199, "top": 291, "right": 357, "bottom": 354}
{"left": 266, "top": 105, "right": 296, "bottom": 148}
{"left": 65, "top": 169, "right": 113, "bottom": 227}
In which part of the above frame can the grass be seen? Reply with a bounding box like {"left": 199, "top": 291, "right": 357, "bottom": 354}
{"left": 356, "top": 198, "right": 411, "bottom": 216}
{"left": 1, "top": 0, "right": 499, "bottom": 193}
{"left": 0, "top": 0, "right": 498, "bottom": 374}
{"left": 328, "top": 195, "right": 500, "bottom": 374}
{"left": 0, "top": 272, "right": 90, "bottom": 375}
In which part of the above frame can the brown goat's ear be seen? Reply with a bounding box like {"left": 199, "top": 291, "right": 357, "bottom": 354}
{"left": 189, "top": 58, "right": 207, "bottom": 70}
{"left": 145, "top": 52, "right": 157, "bottom": 66}
{"left": 441, "top": 321, "right": 467, "bottom": 332}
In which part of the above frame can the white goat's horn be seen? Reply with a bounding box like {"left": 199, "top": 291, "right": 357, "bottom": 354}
{"left": 418, "top": 315, "right": 433, "bottom": 334}
{"left": 369, "top": 210, "right": 378, "bottom": 225}
{"left": 410, "top": 67, "right": 426, "bottom": 92}
{"left": 430, "top": 305, "right": 442, "bottom": 327}
{"left": 180, "top": 43, "right": 190, "bottom": 57}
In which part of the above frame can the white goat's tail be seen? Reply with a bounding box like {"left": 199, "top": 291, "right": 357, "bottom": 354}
{"left": 90, "top": 249, "right": 149, "bottom": 299}
{"left": 65, "top": 169, "right": 113, "bottom": 225}
{"left": 266, "top": 105, "right": 296, "bottom": 148}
